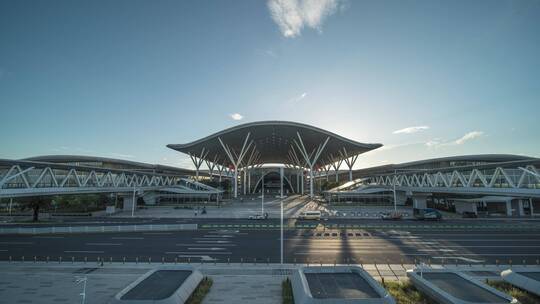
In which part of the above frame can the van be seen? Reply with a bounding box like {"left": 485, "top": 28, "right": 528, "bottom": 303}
{"left": 298, "top": 210, "right": 321, "bottom": 220}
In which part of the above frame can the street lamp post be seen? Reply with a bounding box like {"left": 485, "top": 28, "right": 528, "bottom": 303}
{"left": 393, "top": 169, "right": 397, "bottom": 212}
{"left": 261, "top": 169, "right": 265, "bottom": 216}
{"left": 281, "top": 197, "right": 284, "bottom": 264}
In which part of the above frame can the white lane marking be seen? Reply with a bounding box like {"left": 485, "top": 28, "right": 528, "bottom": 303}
{"left": 143, "top": 232, "right": 172, "bottom": 235}
{"left": 407, "top": 233, "right": 540, "bottom": 237}
{"left": 0, "top": 249, "right": 8, "bottom": 252}
{"left": 168, "top": 255, "right": 217, "bottom": 261}
{"left": 284, "top": 237, "right": 540, "bottom": 243}
{"left": 421, "top": 239, "right": 540, "bottom": 242}
{"left": 281, "top": 237, "right": 437, "bottom": 244}
{"left": 285, "top": 243, "right": 540, "bottom": 251}
{"left": 282, "top": 240, "right": 438, "bottom": 245}
{"left": 418, "top": 249, "right": 456, "bottom": 252}
{"left": 293, "top": 250, "right": 406, "bottom": 254}
{"left": 64, "top": 250, "right": 104, "bottom": 254}
{"left": 111, "top": 237, "right": 144, "bottom": 240}
{"left": 196, "top": 240, "right": 231, "bottom": 244}
{"left": 0, "top": 242, "right": 33, "bottom": 245}
{"left": 420, "top": 245, "right": 540, "bottom": 248}
{"left": 449, "top": 253, "right": 540, "bottom": 256}
{"left": 390, "top": 236, "right": 420, "bottom": 239}
{"left": 164, "top": 251, "right": 231, "bottom": 255}
{"left": 32, "top": 236, "right": 65, "bottom": 239}
{"left": 404, "top": 253, "right": 540, "bottom": 257}
{"left": 85, "top": 243, "right": 122, "bottom": 246}
{"left": 176, "top": 244, "right": 236, "bottom": 247}
{"left": 433, "top": 257, "right": 484, "bottom": 263}
{"left": 187, "top": 247, "right": 226, "bottom": 251}
{"left": 203, "top": 235, "right": 233, "bottom": 238}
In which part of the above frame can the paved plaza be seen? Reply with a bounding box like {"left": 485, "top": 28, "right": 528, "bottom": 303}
{"left": 0, "top": 262, "right": 537, "bottom": 304}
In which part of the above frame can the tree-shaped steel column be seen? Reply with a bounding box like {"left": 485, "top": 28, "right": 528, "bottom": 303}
{"left": 292, "top": 132, "right": 330, "bottom": 198}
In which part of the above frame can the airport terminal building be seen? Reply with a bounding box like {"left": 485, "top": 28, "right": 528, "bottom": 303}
{"left": 1, "top": 121, "right": 539, "bottom": 217}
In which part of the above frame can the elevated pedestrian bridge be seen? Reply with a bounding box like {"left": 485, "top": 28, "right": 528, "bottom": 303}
{"left": 325, "top": 159, "right": 540, "bottom": 202}
{"left": 0, "top": 159, "right": 221, "bottom": 198}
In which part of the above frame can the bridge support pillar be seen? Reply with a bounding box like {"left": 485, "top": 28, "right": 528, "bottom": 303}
{"left": 395, "top": 191, "right": 407, "bottom": 206}
{"left": 122, "top": 195, "right": 136, "bottom": 212}
{"left": 301, "top": 169, "right": 304, "bottom": 195}
{"left": 412, "top": 193, "right": 430, "bottom": 209}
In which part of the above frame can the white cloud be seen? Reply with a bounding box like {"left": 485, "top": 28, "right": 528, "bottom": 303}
{"left": 230, "top": 113, "right": 244, "bottom": 120}
{"left": 425, "top": 131, "right": 484, "bottom": 147}
{"left": 267, "top": 0, "right": 342, "bottom": 38}
{"left": 290, "top": 92, "right": 307, "bottom": 102}
{"left": 393, "top": 125, "right": 430, "bottom": 134}
{"left": 454, "top": 131, "right": 484, "bottom": 145}
{"left": 425, "top": 139, "right": 441, "bottom": 147}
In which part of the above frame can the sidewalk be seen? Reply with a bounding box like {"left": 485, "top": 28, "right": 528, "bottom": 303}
{"left": 1, "top": 262, "right": 538, "bottom": 304}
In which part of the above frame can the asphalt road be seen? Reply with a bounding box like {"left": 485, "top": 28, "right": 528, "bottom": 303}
{"left": 1, "top": 228, "right": 539, "bottom": 265}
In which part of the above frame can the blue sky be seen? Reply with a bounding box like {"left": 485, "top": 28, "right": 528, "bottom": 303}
{"left": 1, "top": 0, "right": 539, "bottom": 169}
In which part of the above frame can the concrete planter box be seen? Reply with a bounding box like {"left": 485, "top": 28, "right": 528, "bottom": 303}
{"left": 291, "top": 266, "right": 395, "bottom": 304}
{"left": 407, "top": 268, "right": 517, "bottom": 304}
{"left": 501, "top": 268, "right": 540, "bottom": 296}
{"left": 110, "top": 266, "right": 203, "bottom": 304}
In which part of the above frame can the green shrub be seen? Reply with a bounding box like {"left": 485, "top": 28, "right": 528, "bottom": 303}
{"left": 186, "top": 276, "right": 213, "bottom": 304}
{"left": 282, "top": 277, "right": 294, "bottom": 304}
{"left": 383, "top": 280, "right": 435, "bottom": 304}
{"left": 487, "top": 280, "right": 540, "bottom": 304}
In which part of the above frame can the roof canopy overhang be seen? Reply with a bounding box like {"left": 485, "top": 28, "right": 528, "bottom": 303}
{"left": 167, "top": 121, "right": 382, "bottom": 170}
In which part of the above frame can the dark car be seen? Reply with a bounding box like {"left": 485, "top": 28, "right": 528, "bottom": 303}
{"left": 462, "top": 211, "right": 478, "bottom": 218}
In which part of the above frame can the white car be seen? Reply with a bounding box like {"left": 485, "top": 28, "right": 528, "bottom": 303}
{"left": 248, "top": 214, "right": 267, "bottom": 220}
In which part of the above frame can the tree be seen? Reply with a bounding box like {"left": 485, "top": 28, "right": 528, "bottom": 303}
{"left": 19, "top": 196, "right": 50, "bottom": 222}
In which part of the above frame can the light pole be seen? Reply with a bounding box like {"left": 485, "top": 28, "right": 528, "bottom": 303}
{"left": 261, "top": 169, "right": 265, "bottom": 216}
{"left": 280, "top": 196, "right": 284, "bottom": 264}
{"left": 393, "top": 169, "right": 397, "bottom": 212}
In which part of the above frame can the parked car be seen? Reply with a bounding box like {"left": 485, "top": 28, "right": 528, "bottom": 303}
{"left": 248, "top": 213, "right": 268, "bottom": 220}
{"left": 462, "top": 211, "right": 478, "bottom": 218}
{"left": 414, "top": 208, "right": 442, "bottom": 220}
{"left": 380, "top": 211, "right": 403, "bottom": 220}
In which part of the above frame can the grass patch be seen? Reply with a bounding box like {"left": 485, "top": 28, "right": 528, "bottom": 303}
{"left": 486, "top": 280, "right": 540, "bottom": 304}
{"left": 186, "top": 276, "right": 213, "bottom": 304}
{"left": 282, "top": 277, "right": 294, "bottom": 304}
{"left": 383, "top": 280, "right": 435, "bottom": 304}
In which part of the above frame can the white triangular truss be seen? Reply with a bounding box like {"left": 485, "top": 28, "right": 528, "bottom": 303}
{"left": 371, "top": 165, "right": 539, "bottom": 190}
